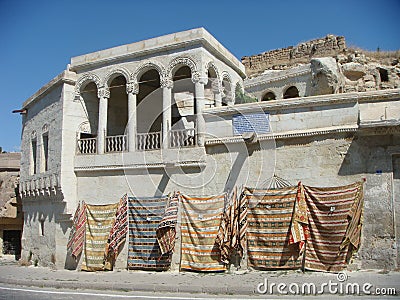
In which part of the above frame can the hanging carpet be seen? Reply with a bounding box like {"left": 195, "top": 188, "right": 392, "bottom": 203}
{"left": 301, "top": 181, "right": 364, "bottom": 272}
{"left": 67, "top": 201, "right": 86, "bottom": 259}
{"left": 180, "top": 194, "right": 226, "bottom": 272}
{"left": 81, "top": 203, "right": 118, "bottom": 271}
{"left": 104, "top": 195, "right": 128, "bottom": 267}
{"left": 156, "top": 193, "right": 179, "bottom": 255}
{"left": 216, "top": 187, "right": 248, "bottom": 264}
{"left": 246, "top": 186, "right": 303, "bottom": 269}
{"left": 127, "top": 196, "right": 171, "bottom": 270}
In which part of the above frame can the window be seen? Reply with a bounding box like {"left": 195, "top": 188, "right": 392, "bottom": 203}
{"left": 40, "top": 219, "right": 45, "bottom": 236}
{"left": 283, "top": 86, "right": 299, "bottom": 99}
{"left": 262, "top": 92, "right": 276, "bottom": 101}
{"left": 39, "top": 214, "right": 45, "bottom": 236}
{"left": 42, "top": 134, "right": 49, "bottom": 172}
{"left": 31, "top": 139, "right": 37, "bottom": 175}
{"left": 379, "top": 68, "right": 389, "bottom": 82}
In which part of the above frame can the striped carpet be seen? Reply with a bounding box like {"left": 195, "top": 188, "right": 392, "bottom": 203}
{"left": 127, "top": 196, "right": 171, "bottom": 270}
{"left": 303, "top": 182, "right": 364, "bottom": 272}
{"left": 81, "top": 203, "right": 118, "bottom": 271}
{"left": 67, "top": 201, "right": 86, "bottom": 259}
{"left": 156, "top": 193, "right": 179, "bottom": 255}
{"left": 246, "top": 187, "right": 303, "bottom": 270}
{"left": 216, "top": 187, "right": 248, "bottom": 264}
{"left": 104, "top": 195, "right": 128, "bottom": 268}
{"left": 180, "top": 194, "right": 226, "bottom": 272}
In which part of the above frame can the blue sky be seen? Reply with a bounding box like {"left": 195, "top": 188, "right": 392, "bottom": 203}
{"left": 0, "top": 0, "right": 399, "bottom": 152}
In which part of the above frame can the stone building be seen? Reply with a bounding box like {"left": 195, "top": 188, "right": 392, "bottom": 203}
{"left": 0, "top": 152, "right": 23, "bottom": 259}
{"left": 17, "top": 28, "right": 400, "bottom": 270}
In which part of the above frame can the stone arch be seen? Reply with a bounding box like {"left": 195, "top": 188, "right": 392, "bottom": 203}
{"left": 167, "top": 56, "right": 199, "bottom": 82}
{"left": 221, "top": 71, "right": 232, "bottom": 84}
{"left": 77, "top": 121, "right": 91, "bottom": 134}
{"left": 221, "top": 71, "right": 233, "bottom": 105}
{"left": 283, "top": 85, "right": 299, "bottom": 99}
{"left": 42, "top": 123, "right": 49, "bottom": 134}
{"left": 206, "top": 61, "right": 220, "bottom": 81}
{"left": 132, "top": 61, "right": 165, "bottom": 84}
{"left": 75, "top": 73, "right": 102, "bottom": 98}
{"left": 103, "top": 67, "right": 132, "bottom": 89}
{"left": 262, "top": 90, "right": 276, "bottom": 101}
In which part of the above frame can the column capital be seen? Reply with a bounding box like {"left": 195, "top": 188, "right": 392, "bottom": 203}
{"left": 126, "top": 82, "right": 139, "bottom": 94}
{"left": 160, "top": 77, "right": 174, "bottom": 89}
{"left": 97, "top": 87, "right": 110, "bottom": 99}
{"left": 191, "top": 72, "right": 208, "bottom": 85}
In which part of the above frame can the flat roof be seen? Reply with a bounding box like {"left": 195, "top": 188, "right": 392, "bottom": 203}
{"left": 0, "top": 152, "right": 21, "bottom": 171}
{"left": 70, "top": 27, "right": 245, "bottom": 77}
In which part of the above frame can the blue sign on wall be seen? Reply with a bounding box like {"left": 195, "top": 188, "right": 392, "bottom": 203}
{"left": 232, "top": 112, "right": 270, "bottom": 135}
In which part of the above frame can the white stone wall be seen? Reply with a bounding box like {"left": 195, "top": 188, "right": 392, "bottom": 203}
{"left": 20, "top": 85, "right": 63, "bottom": 179}
{"left": 359, "top": 99, "right": 400, "bottom": 124}
{"left": 71, "top": 130, "right": 400, "bottom": 271}
{"left": 244, "top": 65, "right": 311, "bottom": 100}
{"left": 20, "top": 80, "right": 78, "bottom": 268}
{"left": 204, "top": 99, "right": 359, "bottom": 139}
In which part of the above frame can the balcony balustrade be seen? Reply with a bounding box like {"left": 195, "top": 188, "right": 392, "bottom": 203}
{"left": 77, "top": 128, "right": 197, "bottom": 154}
{"left": 105, "top": 135, "right": 127, "bottom": 153}
{"left": 169, "top": 128, "right": 196, "bottom": 148}
{"left": 76, "top": 137, "right": 97, "bottom": 154}
{"left": 136, "top": 131, "right": 161, "bottom": 151}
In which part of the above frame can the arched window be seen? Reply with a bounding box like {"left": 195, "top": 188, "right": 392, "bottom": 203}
{"left": 283, "top": 86, "right": 299, "bottom": 99}
{"left": 171, "top": 66, "right": 194, "bottom": 127}
{"left": 137, "top": 69, "right": 161, "bottom": 134}
{"left": 205, "top": 66, "right": 218, "bottom": 108}
{"left": 107, "top": 75, "right": 128, "bottom": 136}
{"left": 221, "top": 76, "right": 232, "bottom": 106}
{"left": 80, "top": 82, "right": 99, "bottom": 138}
{"left": 262, "top": 91, "right": 276, "bottom": 101}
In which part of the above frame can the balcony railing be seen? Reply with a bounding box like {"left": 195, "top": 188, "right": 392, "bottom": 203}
{"left": 77, "top": 137, "right": 97, "bottom": 154}
{"left": 137, "top": 132, "right": 161, "bottom": 151}
{"left": 106, "top": 135, "right": 127, "bottom": 153}
{"left": 169, "top": 128, "right": 196, "bottom": 148}
{"left": 77, "top": 129, "right": 197, "bottom": 154}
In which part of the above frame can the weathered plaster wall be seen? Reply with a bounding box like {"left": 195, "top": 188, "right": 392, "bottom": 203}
{"left": 70, "top": 131, "right": 400, "bottom": 271}
{"left": 0, "top": 171, "right": 19, "bottom": 219}
{"left": 273, "top": 132, "right": 399, "bottom": 270}
{"left": 20, "top": 85, "right": 63, "bottom": 178}
{"left": 21, "top": 199, "right": 66, "bottom": 267}
{"left": 20, "top": 83, "right": 66, "bottom": 267}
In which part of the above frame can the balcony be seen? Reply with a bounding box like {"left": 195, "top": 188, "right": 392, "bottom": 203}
{"left": 169, "top": 128, "right": 196, "bottom": 148}
{"left": 76, "top": 137, "right": 97, "bottom": 154}
{"left": 136, "top": 132, "right": 161, "bottom": 151}
{"left": 76, "top": 129, "right": 196, "bottom": 155}
{"left": 106, "top": 135, "right": 128, "bottom": 152}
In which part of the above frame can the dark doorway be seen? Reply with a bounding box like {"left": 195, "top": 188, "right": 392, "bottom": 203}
{"left": 3, "top": 230, "right": 21, "bottom": 260}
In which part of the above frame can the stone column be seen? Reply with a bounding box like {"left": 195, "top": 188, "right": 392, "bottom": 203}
{"left": 194, "top": 77, "right": 207, "bottom": 147}
{"left": 162, "top": 79, "right": 173, "bottom": 149}
{"left": 97, "top": 88, "right": 110, "bottom": 154}
{"left": 127, "top": 82, "right": 138, "bottom": 152}
{"left": 211, "top": 79, "right": 223, "bottom": 107}
{"left": 214, "top": 92, "right": 222, "bottom": 107}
